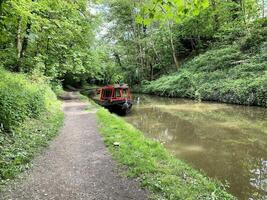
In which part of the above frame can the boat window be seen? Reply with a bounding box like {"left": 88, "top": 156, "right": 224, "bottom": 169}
{"left": 103, "top": 89, "right": 112, "bottom": 98}
{"left": 122, "top": 89, "right": 128, "bottom": 98}
{"left": 114, "top": 89, "right": 121, "bottom": 98}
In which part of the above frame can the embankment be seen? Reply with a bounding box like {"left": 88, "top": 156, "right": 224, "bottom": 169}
{"left": 138, "top": 28, "right": 267, "bottom": 107}
{"left": 0, "top": 69, "right": 64, "bottom": 187}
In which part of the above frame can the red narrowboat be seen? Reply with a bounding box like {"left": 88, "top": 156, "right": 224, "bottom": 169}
{"left": 94, "top": 84, "right": 133, "bottom": 115}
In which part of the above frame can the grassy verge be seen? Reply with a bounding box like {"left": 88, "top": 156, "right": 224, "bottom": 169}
{"left": 0, "top": 69, "right": 64, "bottom": 188}
{"left": 0, "top": 107, "right": 63, "bottom": 188}
{"left": 97, "top": 108, "right": 236, "bottom": 200}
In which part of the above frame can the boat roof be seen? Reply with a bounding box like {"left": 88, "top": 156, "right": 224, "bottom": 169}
{"left": 101, "top": 84, "right": 129, "bottom": 89}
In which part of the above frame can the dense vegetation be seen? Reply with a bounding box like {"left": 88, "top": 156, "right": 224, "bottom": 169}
{"left": 0, "top": 69, "right": 56, "bottom": 131}
{"left": 1, "top": 0, "right": 266, "bottom": 105}
{"left": 97, "top": 107, "right": 235, "bottom": 200}
{"left": 0, "top": 0, "right": 112, "bottom": 86}
{"left": 97, "top": 0, "right": 267, "bottom": 106}
{"left": 139, "top": 29, "right": 267, "bottom": 106}
{"left": 0, "top": 68, "right": 63, "bottom": 186}
{"left": 0, "top": 0, "right": 266, "bottom": 196}
{"left": 0, "top": 0, "right": 101, "bottom": 188}
{"left": 0, "top": 0, "right": 99, "bottom": 184}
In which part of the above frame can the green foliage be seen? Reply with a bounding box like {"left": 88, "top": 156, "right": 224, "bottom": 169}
{"left": 0, "top": 0, "right": 104, "bottom": 86}
{"left": 97, "top": 108, "right": 235, "bottom": 200}
{"left": 99, "top": 0, "right": 265, "bottom": 87}
{"left": 50, "top": 80, "right": 64, "bottom": 96}
{"left": 0, "top": 69, "right": 59, "bottom": 131}
{"left": 0, "top": 69, "right": 64, "bottom": 185}
{"left": 240, "top": 22, "right": 267, "bottom": 53}
{"left": 137, "top": 0, "right": 210, "bottom": 25}
{"left": 0, "top": 100, "right": 63, "bottom": 183}
{"left": 140, "top": 39, "right": 267, "bottom": 107}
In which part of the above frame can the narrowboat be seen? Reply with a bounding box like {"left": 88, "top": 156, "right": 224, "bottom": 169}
{"left": 94, "top": 84, "right": 133, "bottom": 115}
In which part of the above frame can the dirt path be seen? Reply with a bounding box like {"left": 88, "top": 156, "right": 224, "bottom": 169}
{"left": 1, "top": 93, "right": 148, "bottom": 200}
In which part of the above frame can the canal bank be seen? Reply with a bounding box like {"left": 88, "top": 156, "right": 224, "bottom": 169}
{"left": 97, "top": 108, "right": 235, "bottom": 199}
{"left": 124, "top": 94, "right": 267, "bottom": 199}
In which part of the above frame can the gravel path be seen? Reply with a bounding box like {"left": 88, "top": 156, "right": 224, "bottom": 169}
{"left": 0, "top": 93, "right": 148, "bottom": 200}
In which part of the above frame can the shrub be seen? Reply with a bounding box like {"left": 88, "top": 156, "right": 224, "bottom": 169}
{"left": 0, "top": 69, "right": 58, "bottom": 132}
{"left": 240, "top": 27, "right": 267, "bottom": 53}
{"left": 0, "top": 69, "right": 63, "bottom": 184}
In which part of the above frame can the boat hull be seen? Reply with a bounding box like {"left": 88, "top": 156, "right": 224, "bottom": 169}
{"left": 94, "top": 99, "right": 132, "bottom": 115}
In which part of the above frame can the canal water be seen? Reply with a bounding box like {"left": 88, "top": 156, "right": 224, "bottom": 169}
{"left": 124, "top": 94, "right": 267, "bottom": 200}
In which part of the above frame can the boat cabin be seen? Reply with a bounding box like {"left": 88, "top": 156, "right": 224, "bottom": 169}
{"left": 98, "top": 84, "right": 131, "bottom": 101}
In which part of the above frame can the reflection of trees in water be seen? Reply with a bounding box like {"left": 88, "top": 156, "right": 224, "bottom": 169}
{"left": 133, "top": 94, "right": 188, "bottom": 105}
{"left": 128, "top": 106, "right": 196, "bottom": 144}
{"left": 134, "top": 94, "right": 267, "bottom": 135}
{"left": 128, "top": 94, "right": 267, "bottom": 199}
{"left": 250, "top": 159, "right": 267, "bottom": 193}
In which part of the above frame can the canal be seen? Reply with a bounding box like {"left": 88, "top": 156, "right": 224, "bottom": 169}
{"left": 124, "top": 94, "right": 267, "bottom": 200}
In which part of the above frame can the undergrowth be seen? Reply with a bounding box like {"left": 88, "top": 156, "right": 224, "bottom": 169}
{"left": 0, "top": 69, "right": 64, "bottom": 188}
{"left": 138, "top": 28, "right": 267, "bottom": 107}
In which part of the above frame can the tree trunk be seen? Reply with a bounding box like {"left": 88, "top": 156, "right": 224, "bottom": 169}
{"left": 20, "top": 20, "right": 31, "bottom": 58}
{"left": 114, "top": 52, "right": 122, "bottom": 67}
{"left": 20, "top": 0, "right": 36, "bottom": 58}
{"left": 239, "top": 0, "right": 247, "bottom": 27}
{"left": 190, "top": 38, "right": 196, "bottom": 52}
{"left": 0, "top": 0, "right": 4, "bottom": 16}
{"left": 44, "top": 37, "right": 50, "bottom": 74}
{"left": 137, "top": 24, "right": 145, "bottom": 81}
{"left": 132, "top": 2, "right": 144, "bottom": 82}
{"left": 168, "top": 22, "right": 179, "bottom": 69}
{"left": 35, "top": 40, "right": 39, "bottom": 56}
{"left": 16, "top": 16, "right": 23, "bottom": 72}
{"left": 150, "top": 63, "right": 154, "bottom": 81}
{"left": 151, "top": 41, "right": 161, "bottom": 63}
{"left": 263, "top": 0, "right": 265, "bottom": 17}
{"left": 210, "top": 0, "right": 219, "bottom": 31}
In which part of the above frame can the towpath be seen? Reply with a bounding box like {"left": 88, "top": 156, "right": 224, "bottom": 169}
{"left": 1, "top": 92, "right": 148, "bottom": 200}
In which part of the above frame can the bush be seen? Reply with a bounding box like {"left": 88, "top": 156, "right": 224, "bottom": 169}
{"left": 0, "top": 69, "right": 58, "bottom": 132}
{"left": 240, "top": 27, "right": 267, "bottom": 53}
{"left": 0, "top": 69, "right": 63, "bottom": 183}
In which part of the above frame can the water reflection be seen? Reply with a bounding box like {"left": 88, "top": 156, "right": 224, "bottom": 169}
{"left": 249, "top": 159, "right": 267, "bottom": 199}
{"left": 124, "top": 94, "right": 267, "bottom": 200}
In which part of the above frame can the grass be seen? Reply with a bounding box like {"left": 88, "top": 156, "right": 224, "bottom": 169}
{"left": 0, "top": 104, "right": 64, "bottom": 189}
{"left": 0, "top": 69, "right": 64, "bottom": 189}
{"left": 97, "top": 108, "right": 236, "bottom": 200}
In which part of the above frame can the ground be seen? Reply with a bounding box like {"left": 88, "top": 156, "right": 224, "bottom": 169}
{"left": 0, "top": 92, "right": 148, "bottom": 200}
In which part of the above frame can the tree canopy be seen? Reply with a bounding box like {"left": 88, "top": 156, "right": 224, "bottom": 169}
{"left": 0, "top": 0, "right": 266, "bottom": 86}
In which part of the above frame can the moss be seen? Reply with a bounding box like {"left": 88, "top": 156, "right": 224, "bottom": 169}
{"left": 97, "top": 108, "right": 236, "bottom": 200}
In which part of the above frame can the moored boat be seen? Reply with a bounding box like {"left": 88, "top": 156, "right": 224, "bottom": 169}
{"left": 93, "top": 84, "right": 133, "bottom": 115}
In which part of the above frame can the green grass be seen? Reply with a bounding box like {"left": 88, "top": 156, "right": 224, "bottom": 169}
{"left": 0, "top": 69, "right": 62, "bottom": 132}
{"left": 0, "top": 69, "right": 64, "bottom": 188}
{"left": 0, "top": 107, "right": 64, "bottom": 187}
{"left": 97, "top": 108, "right": 236, "bottom": 200}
